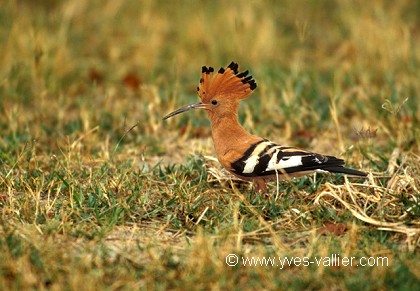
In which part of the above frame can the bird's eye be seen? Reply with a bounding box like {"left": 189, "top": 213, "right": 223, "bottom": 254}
{"left": 211, "top": 100, "right": 218, "bottom": 105}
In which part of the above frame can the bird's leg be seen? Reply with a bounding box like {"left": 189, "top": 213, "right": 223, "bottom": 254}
{"left": 253, "top": 178, "right": 267, "bottom": 193}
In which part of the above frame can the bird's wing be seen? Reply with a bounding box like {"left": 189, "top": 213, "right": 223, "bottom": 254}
{"left": 229, "top": 140, "right": 365, "bottom": 177}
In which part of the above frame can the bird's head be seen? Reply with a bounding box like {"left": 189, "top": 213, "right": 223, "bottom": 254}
{"left": 162, "top": 62, "right": 257, "bottom": 122}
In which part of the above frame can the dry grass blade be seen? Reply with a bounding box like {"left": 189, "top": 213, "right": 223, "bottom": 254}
{"left": 315, "top": 179, "right": 420, "bottom": 245}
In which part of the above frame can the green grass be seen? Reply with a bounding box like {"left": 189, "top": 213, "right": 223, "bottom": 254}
{"left": 1, "top": 0, "right": 419, "bottom": 289}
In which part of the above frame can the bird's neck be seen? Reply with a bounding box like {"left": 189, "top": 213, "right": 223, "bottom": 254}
{"left": 209, "top": 112, "right": 259, "bottom": 156}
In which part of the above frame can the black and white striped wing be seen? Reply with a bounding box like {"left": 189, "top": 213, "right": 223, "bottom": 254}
{"left": 230, "top": 140, "right": 365, "bottom": 178}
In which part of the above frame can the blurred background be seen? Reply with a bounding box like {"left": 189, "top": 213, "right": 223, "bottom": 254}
{"left": 1, "top": 0, "right": 419, "bottom": 161}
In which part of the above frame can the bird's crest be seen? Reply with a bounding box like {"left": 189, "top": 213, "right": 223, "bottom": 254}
{"left": 197, "top": 61, "right": 257, "bottom": 103}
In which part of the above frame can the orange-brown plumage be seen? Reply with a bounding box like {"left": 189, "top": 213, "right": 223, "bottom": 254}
{"left": 163, "top": 61, "right": 367, "bottom": 193}
{"left": 198, "top": 63, "right": 256, "bottom": 103}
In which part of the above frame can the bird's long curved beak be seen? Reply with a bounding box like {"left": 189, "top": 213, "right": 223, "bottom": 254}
{"left": 162, "top": 102, "right": 207, "bottom": 120}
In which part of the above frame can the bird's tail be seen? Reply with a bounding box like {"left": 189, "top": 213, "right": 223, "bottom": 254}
{"left": 324, "top": 166, "right": 368, "bottom": 177}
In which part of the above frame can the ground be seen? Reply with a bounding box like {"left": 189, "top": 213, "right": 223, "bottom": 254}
{"left": 0, "top": 0, "right": 419, "bottom": 289}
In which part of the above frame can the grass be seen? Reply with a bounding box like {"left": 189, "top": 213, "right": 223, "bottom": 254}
{"left": 1, "top": 0, "right": 419, "bottom": 289}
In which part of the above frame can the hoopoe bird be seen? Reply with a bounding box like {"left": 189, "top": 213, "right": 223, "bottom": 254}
{"left": 163, "top": 62, "right": 367, "bottom": 193}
